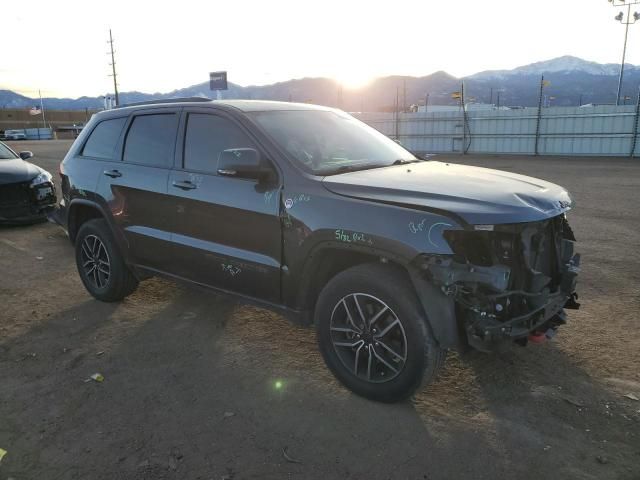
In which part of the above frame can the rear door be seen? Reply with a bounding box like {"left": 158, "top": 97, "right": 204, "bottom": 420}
{"left": 95, "top": 108, "right": 180, "bottom": 271}
{"left": 167, "top": 108, "right": 282, "bottom": 303}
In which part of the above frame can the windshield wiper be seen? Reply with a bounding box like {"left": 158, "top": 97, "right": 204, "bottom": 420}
{"left": 335, "top": 164, "right": 379, "bottom": 173}
{"left": 391, "top": 159, "right": 421, "bottom": 165}
{"left": 321, "top": 159, "right": 421, "bottom": 176}
{"left": 318, "top": 163, "right": 380, "bottom": 175}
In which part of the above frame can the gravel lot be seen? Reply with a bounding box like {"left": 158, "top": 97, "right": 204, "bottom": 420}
{"left": 1, "top": 140, "right": 639, "bottom": 480}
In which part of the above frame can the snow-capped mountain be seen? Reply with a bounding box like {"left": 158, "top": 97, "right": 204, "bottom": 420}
{"left": 470, "top": 55, "right": 634, "bottom": 80}
{"left": 2, "top": 56, "right": 638, "bottom": 111}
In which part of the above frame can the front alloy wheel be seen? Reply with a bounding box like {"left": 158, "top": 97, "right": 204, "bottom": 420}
{"left": 330, "top": 293, "right": 407, "bottom": 383}
{"left": 316, "top": 263, "right": 445, "bottom": 403}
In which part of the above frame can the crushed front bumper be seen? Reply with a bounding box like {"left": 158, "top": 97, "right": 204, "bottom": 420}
{"left": 422, "top": 214, "right": 580, "bottom": 352}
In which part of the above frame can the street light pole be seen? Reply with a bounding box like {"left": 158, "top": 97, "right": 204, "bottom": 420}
{"left": 617, "top": 4, "right": 631, "bottom": 105}
{"left": 609, "top": 1, "right": 640, "bottom": 105}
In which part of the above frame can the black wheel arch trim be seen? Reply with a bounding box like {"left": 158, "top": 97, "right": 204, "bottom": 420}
{"left": 298, "top": 244, "right": 463, "bottom": 350}
{"left": 67, "top": 198, "right": 130, "bottom": 261}
{"left": 407, "top": 265, "right": 464, "bottom": 351}
{"left": 293, "top": 241, "right": 411, "bottom": 314}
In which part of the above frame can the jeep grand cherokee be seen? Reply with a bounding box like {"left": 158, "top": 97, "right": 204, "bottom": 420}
{"left": 51, "top": 98, "right": 580, "bottom": 402}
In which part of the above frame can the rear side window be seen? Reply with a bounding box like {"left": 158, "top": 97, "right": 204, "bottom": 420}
{"left": 82, "top": 117, "right": 126, "bottom": 158}
{"left": 184, "top": 113, "right": 255, "bottom": 173}
{"left": 123, "top": 114, "right": 178, "bottom": 167}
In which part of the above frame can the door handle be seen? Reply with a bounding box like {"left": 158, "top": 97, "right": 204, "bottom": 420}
{"left": 172, "top": 180, "right": 197, "bottom": 190}
{"left": 103, "top": 169, "right": 122, "bottom": 178}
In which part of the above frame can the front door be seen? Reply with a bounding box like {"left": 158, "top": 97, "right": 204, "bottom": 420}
{"left": 167, "top": 109, "right": 282, "bottom": 303}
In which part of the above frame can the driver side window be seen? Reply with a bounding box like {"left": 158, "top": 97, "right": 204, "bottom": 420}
{"left": 183, "top": 113, "right": 255, "bottom": 174}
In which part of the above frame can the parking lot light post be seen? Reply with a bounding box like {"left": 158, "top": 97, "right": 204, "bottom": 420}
{"left": 609, "top": 0, "right": 640, "bottom": 105}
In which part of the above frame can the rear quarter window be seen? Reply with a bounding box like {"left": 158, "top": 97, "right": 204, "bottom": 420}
{"left": 81, "top": 117, "right": 127, "bottom": 159}
{"left": 123, "top": 113, "right": 178, "bottom": 168}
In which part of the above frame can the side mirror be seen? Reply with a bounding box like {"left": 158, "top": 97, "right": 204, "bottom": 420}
{"left": 217, "top": 148, "right": 270, "bottom": 180}
{"left": 19, "top": 151, "right": 34, "bottom": 160}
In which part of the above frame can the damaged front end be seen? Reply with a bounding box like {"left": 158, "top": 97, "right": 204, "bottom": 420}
{"left": 421, "top": 214, "right": 580, "bottom": 352}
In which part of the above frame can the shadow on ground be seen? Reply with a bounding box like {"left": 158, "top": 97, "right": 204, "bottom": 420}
{"left": 1, "top": 277, "right": 638, "bottom": 479}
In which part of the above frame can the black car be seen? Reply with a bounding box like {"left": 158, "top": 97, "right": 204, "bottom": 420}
{"left": 0, "top": 141, "right": 57, "bottom": 224}
{"left": 52, "top": 99, "right": 580, "bottom": 403}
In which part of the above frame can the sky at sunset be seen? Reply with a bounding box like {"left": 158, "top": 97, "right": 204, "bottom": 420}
{"left": 2, "top": 0, "right": 638, "bottom": 98}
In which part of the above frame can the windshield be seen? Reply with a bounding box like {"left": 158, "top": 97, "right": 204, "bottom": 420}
{"left": 0, "top": 142, "right": 18, "bottom": 160}
{"left": 249, "top": 110, "right": 417, "bottom": 175}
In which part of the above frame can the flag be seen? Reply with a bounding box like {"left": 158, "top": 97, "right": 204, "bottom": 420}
{"left": 451, "top": 92, "right": 462, "bottom": 100}
{"left": 542, "top": 80, "right": 551, "bottom": 88}
{"left": 29, "top": 107, "right": 42, "bottom": 116}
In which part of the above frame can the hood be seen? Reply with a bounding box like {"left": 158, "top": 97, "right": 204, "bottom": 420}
{"left": 0, "top": 158, "right": 42, "bottom": 185}
{"left": 322, "top": 161, "right": 573, "bottom": 225}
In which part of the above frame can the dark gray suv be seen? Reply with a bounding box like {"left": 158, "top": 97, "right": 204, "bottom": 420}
{"left": 52, "top": 99, "right": 580, "bottom": 402}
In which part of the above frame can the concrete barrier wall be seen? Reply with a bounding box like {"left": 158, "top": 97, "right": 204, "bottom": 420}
{"left": 356, "top": 105, "right": 640, "bottom": 157}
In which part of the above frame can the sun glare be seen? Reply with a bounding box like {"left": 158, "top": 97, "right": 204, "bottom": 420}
{"left": 336, "top": 72, "right": 373, "bottom": 89}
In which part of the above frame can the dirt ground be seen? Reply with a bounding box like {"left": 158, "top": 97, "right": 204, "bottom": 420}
{"left": 1, "top": 140, "right": 639, "bottom": 480}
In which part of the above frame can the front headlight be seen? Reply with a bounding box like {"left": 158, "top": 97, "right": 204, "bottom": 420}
{"left": 30, "top": 170, "right": 52, "bottom": 186}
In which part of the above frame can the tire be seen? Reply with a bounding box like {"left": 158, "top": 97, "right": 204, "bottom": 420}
{"left": 315, "top": 263, "right": 446, "bottom": 403}
{"left": 75, "top": 218, "right": 138, "bottom": 302}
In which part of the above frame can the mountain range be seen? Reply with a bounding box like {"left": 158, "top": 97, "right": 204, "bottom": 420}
{"left": 2, "top": 56, "right": 640, "bottom": 112}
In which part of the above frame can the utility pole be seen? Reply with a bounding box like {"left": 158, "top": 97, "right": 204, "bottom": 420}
{"left": 38, "top": 90, "right": 46, "bottom": 129}
{"left": 424, "top": 93, "right": 429, "bottom": 114}
{"left": 108, "top": 29, "right": 120, "bottom": 107}
{"left": 534, "top": 75, "right": 546, "bottom": 155}
{"left": 402, "top": 79, "right": 407, "bottom": 113}
{"left": 395, "top": 86, "right": 400, "bottom": 140}
{"left": 489, "top": 87, "right": 494, "bottom": 105}
{"left": 461, "top": 82, "right": 467, "bottom": 155}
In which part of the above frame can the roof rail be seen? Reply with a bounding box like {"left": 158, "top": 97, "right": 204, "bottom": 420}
{"left": 115, "top": 97, "right": 212, "bottom": 108}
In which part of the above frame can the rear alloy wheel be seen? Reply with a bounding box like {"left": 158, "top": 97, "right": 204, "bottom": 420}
{"left": 79, "top": 234, "right": 111, "bottom": 289}
{"left": 316, "top": 263, "right": 445, "bottom": 403}
{"left": 75, "top": 219, "right": 138, "bottom": 302}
